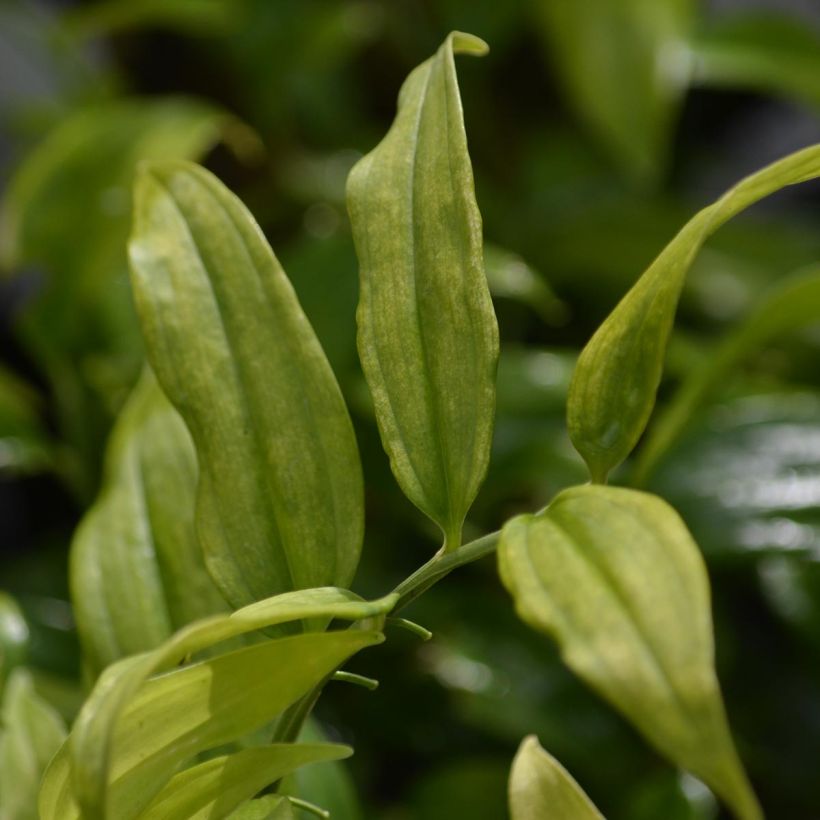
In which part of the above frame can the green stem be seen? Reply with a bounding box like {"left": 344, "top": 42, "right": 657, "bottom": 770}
{"left": 391, "top": 529, "right": 501, "bottom": 613}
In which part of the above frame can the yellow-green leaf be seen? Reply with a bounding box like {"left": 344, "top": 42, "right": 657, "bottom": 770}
{"left": 509, "top": 736, "right": 603, "bottom": 820}
{"left": 140, "top": 742, "right": 350, "bottom": 820}
{"left": 0, "top": 669, "right": 66, "bottom": 820}
{"left": 227, "top": 795, "right": 293, "bottom": 820}
{"left": 498, "top": 485, "right": 760, "bottom": 820}
{"left": 568, "top": 144, "right": 820, "bottom": 483}
{"left": 70, "top": 368, "right": 228, "bottom": 677}
{"left": 347, "top": 31, "right": 499, "bottom": 552}
{"left": 636, "top": 264, "right": 820, "bottom": 483}
{"left": 46, "top": 589, "right": 395, "bottom": 820}
{"left": 129, "top": 161, "right": 364, "bottom": 607}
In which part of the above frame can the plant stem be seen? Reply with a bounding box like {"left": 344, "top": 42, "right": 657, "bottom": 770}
{"left": 391, "top": 529, "right": 501, "bottom": 613}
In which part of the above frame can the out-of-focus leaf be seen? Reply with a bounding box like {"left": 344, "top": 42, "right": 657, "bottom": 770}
{"left": 227, "top": 795, "right": 294, "bottom": 819}
{"left": 0, "top": 364, "right": 52, "bottom": 475}
{"left": 0, "top": 98, "right": 230, "bottom": 497}
{"left": 533, "top": 0, "right": 695, "bottom": 182}
{"left": 347, "top": 31, "right": 498, "bottom": 551}
{"left": 411, "top": 757, "right": 508, "bottom": 820}
{"left": 568, "top": 145, "right": 820, "bottom": 483}
{"left": 129, "top": 161, "right": 363, "bottom": 608}
{"left": 498, "top": 485, "right": 760, "bottom": 820}
{"left": 64, "top": 0, "right": 238, "bottom": 38}
{"left": 0, "top": 593, "right": 30, "bottom": 688}
{"left": 692, "top": 14, "right": 820, "bottom": 110}
{"left": 508, "top": 735, "right": 603, "bottom": 820}
{"left": 648, "top": 391, "right": 820, "bottom": 563}
{"left": 484, "top": 244, "right": 568, "bottom": 326}
{"left": 69, "top": 368, "right": 228, "bottom": 677}
{"left": 636, "top": 265, "right": 820, "bottom": 483}
{"left": 44, "top": 589, "right": 395, "bottom": 820}
{"left": 0, "top": 668, "right": 66, "bottom": 820}
{"left": 282, "top": 718, "right": 363, "bottom": 820}
{"left": 140, "top": 742, "right": 351, "bottom": 819}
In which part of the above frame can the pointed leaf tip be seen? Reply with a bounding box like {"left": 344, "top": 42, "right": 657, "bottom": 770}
{"left": 499, "top": 485, "right": 761, "bottom": 820}
{"left": 348, "top": 32, "right": 499, "bottom": 552}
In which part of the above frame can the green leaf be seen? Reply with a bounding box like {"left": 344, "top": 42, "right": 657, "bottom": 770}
{"left": 0, "top": 365, "right": 53, "bottom": 475}
{"left": 0, "top": 668, "right": 67, "bottom": 820}
{"left": 129, "top": 161, "right": 364, "bottom": 608}
{"left": 140, "top": 742, "right": 350, "bottom": 819}
{"left": 498, "top": 485, "right": 761, "bottom": 820}
{"left": 646, "top": 390, "right": 820, "bottom": 563}
{"left": 508, "top": 735, "right": 603, "bottom": 820}
{"left": 44, "top": 589, "right": 395, "bottom": 820}
{"left": 0, "top": 593, "right": 30, "bottom": 688}
{"left": 483, "top": 244, "right": 568, "bottom": 327}
{"left": 567, "top": 144, "right": 820, "bottom": 483}
{"left": 0, "top": 98, "right": 231, "bottom": 498}
{"left": 64, "top": 0, "right": 237, "bottom": 38}
{"left": 283, "top": 718, "right": 363, "bottom": 820}
{"left": 692, "top": 13, "right": 820, "bottom": 110}
{"left": 227, "top": 796, "right": 294, "bottom": 820}
{"left": 636, "top": 264, "right": 820, "bottom": 483}
{"left": 70, "top": 368, "right": 228, "bottom": 676}
{"left": 533, "top": 0, "right": 695, "bottom": 182}
{"left": 347, "top": 31, "right": 499, "bottom": 551}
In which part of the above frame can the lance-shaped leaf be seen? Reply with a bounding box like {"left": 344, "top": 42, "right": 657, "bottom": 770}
{"left": 347, "top": 31, "right": 499, "bottom": 552}
{"left": 567, "top": 144, "right": 820, "bottom": 483}
{"left": 139, "top": 742, "right": 351, "bottom": 820}
{"left": 46, "top": 589, "right": 395, "bottom": 820}
{"left": 70, "top": 368, "right": 228, "bottom": 676}
{"left": 129, "top": 161, "right": 364, "bottom": 607}
{"left": 498, "top": 485, "right": 761, "bottom": 820}
{"left": 509, "top": 736, "right": 603, "bottom": 820}
{"left": 0, "top": 668, "right": 67, "bottom": 820}
{"left": 534, "top": 0, "right": 695, "bottom": 183}
{"left": 635, "top": 265, "right": 820, "bottom": 483}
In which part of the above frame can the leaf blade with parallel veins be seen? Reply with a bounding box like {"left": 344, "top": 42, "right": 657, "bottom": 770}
{"left": 568, "top": 144, "right": 820, "bottom": 483}
{"left": 129, "top": 161, "right": 364, "bottom": 608}
{"left": 499, "top": 485, "right": 761, "bottom": 820}
{"left": 347, "top": 31, "right": 499, "bottom": 551}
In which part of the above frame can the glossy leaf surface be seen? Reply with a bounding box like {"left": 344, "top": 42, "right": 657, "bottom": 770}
{"left": 499, "top": 485, "right": 760, "bottom": 819}
{"left": 568, "top": 144, "right": 820, "bottom": 482}
{"left": 534, "top": 0, "right": 694, "bottom": 182}
{"left": 636, "top": 265, "right": 820, "bottom": 482}
{"left": 140, "top": 742, "right": 350, "bottom": 819}
{"left": 129, "top": 161, "right": 363, "bottom": 607}
{"left": 347, "top": 31, "right": 499, "bottom": 551}
{"left": 70, "top": 368, "right": 227, "bottom": 676}
{"left": 0, "top": 669, "right": 66, "bottom": 820}
{"left": 509, "top": 735, "right": 603, "bottom": 820}
{"left": 52, "top": 589, "right": 394, "bottom": 820}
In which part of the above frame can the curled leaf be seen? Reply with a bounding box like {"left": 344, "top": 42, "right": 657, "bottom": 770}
{"left": 568, "top": 144, "right": 820, "bottom": 482}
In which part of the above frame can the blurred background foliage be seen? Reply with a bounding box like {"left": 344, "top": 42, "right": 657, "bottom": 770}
{"left": 1, "top": 0, "right": 820, "bottom": 817}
